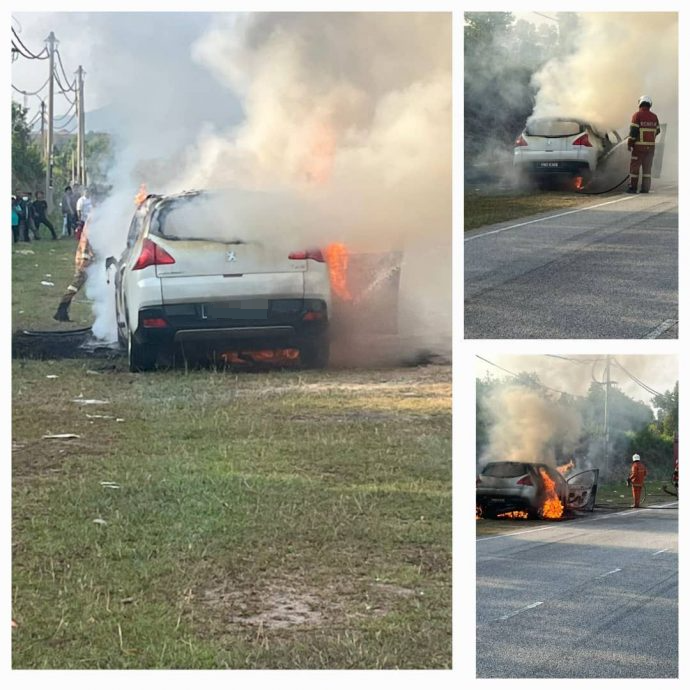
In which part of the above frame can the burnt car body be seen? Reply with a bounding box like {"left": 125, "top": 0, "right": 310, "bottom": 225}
{"left": 476, "top": 460, "right": 599, "bottom": 518}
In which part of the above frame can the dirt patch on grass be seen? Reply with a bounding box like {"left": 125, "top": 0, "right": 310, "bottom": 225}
{"left": 202, "top": 575, "right": 420, "bottom": 631}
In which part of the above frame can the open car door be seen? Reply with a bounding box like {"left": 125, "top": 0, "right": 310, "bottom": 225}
{"left": 565, "top": 469, "right": 599, "bottom": 511}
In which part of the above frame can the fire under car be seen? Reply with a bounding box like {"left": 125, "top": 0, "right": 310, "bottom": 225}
{"left": 513, "top": 117, "right": 623, "bottom": 188}
{"left": 476, "top": 461, "right": 599, "bottom": 519}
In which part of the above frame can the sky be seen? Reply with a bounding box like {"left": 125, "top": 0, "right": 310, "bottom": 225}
{"left": 475, "top": 354, "right": 678, "bottom": 408}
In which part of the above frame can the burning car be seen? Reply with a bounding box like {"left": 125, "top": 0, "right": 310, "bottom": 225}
{"left": 110, "top": 190, "right": 332, "bottom": 371}
{"left": 476, "top": 461, "right": 599, "bottom": 519}
{"left": 513, "top": 117, "right": 622, "bottom": 187}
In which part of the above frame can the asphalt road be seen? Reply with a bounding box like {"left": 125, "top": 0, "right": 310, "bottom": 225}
{"left": 464, "top": 184, "right": 678, "bottom": 338}
{"left": 476, "top": 503, "right": 678, "bottom": 678}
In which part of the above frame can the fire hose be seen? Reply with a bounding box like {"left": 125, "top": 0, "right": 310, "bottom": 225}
{"left": 21, "top": 327, "right": 92, "bottom": 336}
{"left": 575, "top": 174, "right": 630, "bottom": 196}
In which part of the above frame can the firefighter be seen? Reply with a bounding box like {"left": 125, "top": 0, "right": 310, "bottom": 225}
{"left": 53, "top": 220, "right": 95, "bottom": 322}
{"left": 627, "top": 95, "right": 660, "bottom": 194}
{"left": 627, "top": 453, "right": 648, "bottom": 508}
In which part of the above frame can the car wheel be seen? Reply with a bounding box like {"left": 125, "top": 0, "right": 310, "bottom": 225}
{"left": 128, "top": 331, "right": 156, "bottom": 372}
{"left": 300, "top": 334, "right": 330, "bottom": 369}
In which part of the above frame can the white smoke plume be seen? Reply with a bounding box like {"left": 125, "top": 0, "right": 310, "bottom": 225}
{"left": 83, "top": 12, "right": 451, "bottom": 353}
{"left": 531, "top": 12, "right": 678, "bottom": 179}
{"left": 482, "top": 385, "right": 583, "bottom": 467}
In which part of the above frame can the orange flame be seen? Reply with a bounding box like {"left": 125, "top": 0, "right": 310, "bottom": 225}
{"left": 539, "top": 468, "right": 564, "bottom": 519}
{"left": 324, "top": 243, "right": 352, "bottom": 301}
{"left": 302, "top": 120, "right": 336, "bottom": 184}
{"left": 497, "top": 510, "right": 530, "bottom": 519}
{"left": 574, "top": 176, "right": 584, "bottom": 190}
{"left": 221, "top": 349, "right": 300, "bottom": 366}
{"left": 134, "top": 183, "right": 148, "bottom": 207}
{"left": 557, "top": 460, "right": 575, "bottom": 476}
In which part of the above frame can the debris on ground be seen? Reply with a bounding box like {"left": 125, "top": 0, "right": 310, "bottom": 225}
{"left": 92, "top": 518, "right": 107, "bottom": 526}
{"left": 46, "top": 374, "right": 58, "bottom": 379}
{"left": 100, "top": 481, "right": 121, "bottom": 490}
{"left": 72, "top": 399, "right": 109, "bottom": 405}
{"left": 12, "top": 619, "right": 18, "bottom": 628}
{"left": 42, "top": 433, "right": 80, "bottom": 440}
{"left": 40, "top": 281, "right": 55, "bottom": 287}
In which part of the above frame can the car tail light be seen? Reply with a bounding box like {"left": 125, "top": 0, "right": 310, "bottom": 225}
{"left": 303, "top": 311, "right": 325, "bottom": 321}
{"left": 572, "top": 133, "right": 592, "bottom": 147}
{"left": 132, "top": 238, "right": 176, "bottom": 271}
{"left": 517, "top": 475, "right": 533, "bottom": 486}
{"left": 289, "top": 249, "right": 325, "bottom": 262}
{"left": 515, "top": 135, "right": 528, "bottom": 147}
{"left": 142, "top": 317, "right": 169, "bottom": 329}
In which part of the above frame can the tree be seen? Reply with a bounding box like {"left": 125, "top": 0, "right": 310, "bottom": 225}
{"left": 652, "top": 382, "right": 678, "bottom": 438}
{"left": 12, "top": 101, "right": 44, "bottom": 192}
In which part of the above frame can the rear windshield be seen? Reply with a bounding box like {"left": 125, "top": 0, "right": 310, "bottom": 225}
{"left": 482, "top": 462, "right": 529, "bottom": 478}
{"left": 149, "top": 189, "right": 308, "bottom": 244}
{"left": 526, "top": 120, "right": 584, "bottom": 137}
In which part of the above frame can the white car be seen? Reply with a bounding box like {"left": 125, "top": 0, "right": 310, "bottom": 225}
{"left": 111, "top": 190, "right": 332, "bottom": 371}
{"left": 513, "top": 117, "right": 622, "bottom": 186}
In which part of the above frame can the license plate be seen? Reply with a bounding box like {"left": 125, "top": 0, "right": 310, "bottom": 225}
{"left": 539, "top": 162, "right": 560, "bottom": 168}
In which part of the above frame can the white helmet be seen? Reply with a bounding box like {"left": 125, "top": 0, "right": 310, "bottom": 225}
{"left": 632, "top": 453, "right": 641, "bottom": 462}
{"left": 638, "top": 95, "right": 652, "bottom": 107}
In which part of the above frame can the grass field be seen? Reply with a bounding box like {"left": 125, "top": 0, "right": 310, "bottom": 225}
{"left": 12, "top": 241, "right": 452, "bottom": 669}
{"left": 464, "top": 190, "right": 586, "bottom": 231}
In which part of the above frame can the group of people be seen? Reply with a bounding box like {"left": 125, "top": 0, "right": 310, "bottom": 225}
{"left": 11, "top": 185, "right": 93, "bottom": 243}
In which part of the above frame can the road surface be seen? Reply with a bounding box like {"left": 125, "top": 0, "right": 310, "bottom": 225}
{"left": 476, "top": 504, "right": 678, "bottom": 678}
{"left": 465, "top": 185, "right": 678, "bottom": 338}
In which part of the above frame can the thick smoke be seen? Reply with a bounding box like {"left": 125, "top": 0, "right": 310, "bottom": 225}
{"left": 531, "top": 12, "right": 678, "bottom": 179}
{"left": 83, "top": 13, "right": 451, "bottom": 353}
{"left": 482, "top": 386, "right": 582, "bottom": 467}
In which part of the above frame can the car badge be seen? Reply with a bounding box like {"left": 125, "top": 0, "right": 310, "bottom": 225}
{"left": 226, "top": 251, "right": 237, "bottom": 262}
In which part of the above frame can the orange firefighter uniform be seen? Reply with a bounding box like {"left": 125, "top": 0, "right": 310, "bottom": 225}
{"left": 627, "top": 104, "right": 660, "bottom": 193}
{"left": 628, "top": 457, "right": 648, "bottom": 508}
{"left": 54, "top": 223, "right": 95, "bottom": 321}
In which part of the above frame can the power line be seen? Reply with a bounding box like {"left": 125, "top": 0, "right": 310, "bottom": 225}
{"left": 54, "top": 102, "right": 77, "bottom": 121}
{"left": 55, "top": 49, "right": 76, "bottom": 90}
{"left": 611, "top": 358, "right": 663, "bottom": 398}
{"left": 12, "top": 76, "right": 51, "bottom": 97}
{"left": 476, "top": 356, "right": 586, "bottom": 399}
{"left": 11, "top": 28, "right": 49, "bottom": 59}
{"left": 54, "top": 110, "right": 78, "bottom": 130}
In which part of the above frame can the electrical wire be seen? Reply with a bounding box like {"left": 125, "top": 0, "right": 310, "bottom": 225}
{"left": 53, "top": 68, "right": 76, "bottom": 97}
{"left": 54, "top": 102, "right": 77, "bottom": 122}
{"left": 54, "top": 111, "right": 78, "bottom": 130}
{"left": 11, "top": 28, "right": 48, "bottom": 59}
{"left": 476, "top": 355, "right": 586, "bottom": 399}
{"left": 611, "top": 358, "right": 663, "bottom": 398}
{"left": 11, "top": 76, "right": 51, "bottom": 97}
{"left": 55, "top": 49, "right": 76, "bottom": 90}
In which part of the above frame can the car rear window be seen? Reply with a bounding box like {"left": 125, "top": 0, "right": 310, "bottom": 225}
{"left": 526, "top": 120, "right": 584, "bottom": 137}
{"left": 482, "top": 462, "right": 529, "bottom": 478}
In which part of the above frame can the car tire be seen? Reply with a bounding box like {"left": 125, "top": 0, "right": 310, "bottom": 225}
{"left": 300, "top": 334, "right": 330, "bottom": 369}
{"left": 128, "top": 331, "right": 156, "bottom": 372}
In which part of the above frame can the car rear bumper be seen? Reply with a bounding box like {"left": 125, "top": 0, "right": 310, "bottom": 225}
{"left": 133, "top": 298, "right": 328, "bottom": 349}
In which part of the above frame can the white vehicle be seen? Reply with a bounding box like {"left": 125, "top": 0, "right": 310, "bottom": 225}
{"left": 110, "top": 190, "right": 332, "bottom": 371}
{"left": 513, "top": 117, "right": 622, "bottom": 186}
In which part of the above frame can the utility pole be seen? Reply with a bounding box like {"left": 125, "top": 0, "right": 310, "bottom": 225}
{"left": 44, "top": 31, "right": 57, "bottom": 212}
{"left": 40, "top": 100, "right": 46, "bottom": 161}
{"left": 76, "top": 65, "right": 86, "bottom": 187}
{"left": 603, "top": 355, "right": 611, "bottom": 477}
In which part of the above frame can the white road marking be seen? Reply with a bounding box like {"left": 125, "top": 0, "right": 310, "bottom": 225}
{"left": 498, "top": 601, "right": 544, "bottom": 621}
{"left": 464, "top": 195, "right": 638, "bottom": 242}
{"left": 476, "top": 500, "right": 678, "bottom": 542}
{"left": 643, "top": 319, "right": 678, "bottom": 339}
{"left": 597, "top": 568, "right": 622, "bottom": 579}
{"left": 653, "top": 548, "right": 670, "bottom": 556}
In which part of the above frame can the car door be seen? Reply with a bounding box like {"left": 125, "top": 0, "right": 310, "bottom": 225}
{"left": 565, "top": 469, "right": 599, "bottom": 511}
{"left": 115, "top": 207, "right": 148, "bottom": 337}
